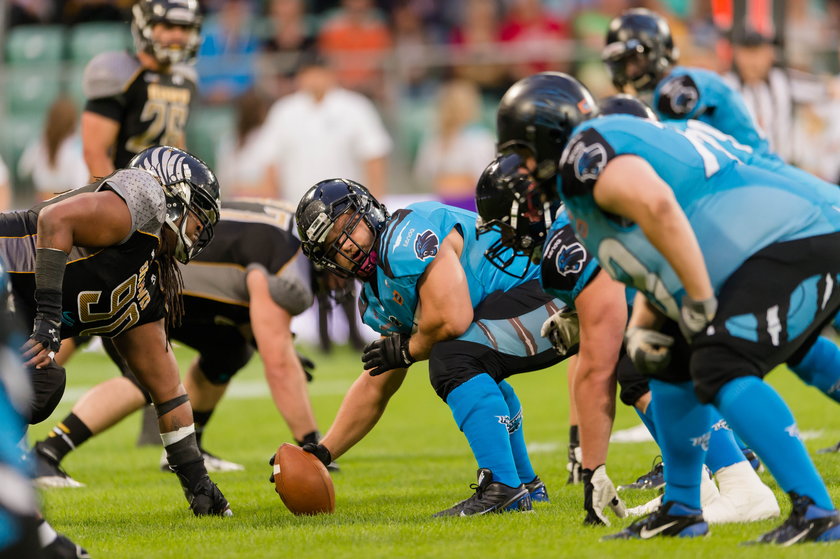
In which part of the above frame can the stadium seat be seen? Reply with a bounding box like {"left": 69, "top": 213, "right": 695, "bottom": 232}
{"left": 186, "top": 106, "right": 235, "bottom": 169}
{"left": 5, "top": 25, "right": 65, "bottom": 65}
{"left": 0, "top": 111, "right": 44, "bottom": 187}
{"left": 65, "top": 64, "right": 88, "bottom": 109}
{"left": 68, "top": 21, "right": 132, "bottom": 65}
{"left": 4, "top": 66, "right": 63, "bottom": 114}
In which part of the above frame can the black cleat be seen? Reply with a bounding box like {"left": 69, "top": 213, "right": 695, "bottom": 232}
{"left": 42, "top": 533, "right": 91, "bottom": 559}
{"left": 433, "top": 468, "right": 532, "bottom": 517}
{"left": 175, "top": 472, "right": 233, "bottom": 517}
{"left": 32, "top": 445, "right": 84, "bottom": 488}
{"left": 817, "top": 440, "right": 840, "bottom": 454}
{"left": 602, "top": 500, "right": 709, "bottom": 541}
{"left": 749, "top": 492, "right": 840, "bottom": 546}
{"left": 525, "top": 475, "right": 549, "bottom": 503}
{"left": 618, "top": 456, "right": 665, "bottom": 491}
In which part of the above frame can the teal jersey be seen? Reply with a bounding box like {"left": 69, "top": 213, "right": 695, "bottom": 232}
{"left": 360, "top": 202, "right": 536, "bottom": 334}
{"left": 540, "top": 208, "right": 636, "bottom": 309}
{"left": 556, "top": 114, "right": 840, "bottom": 320}
{"left": 664, "top": 118, "right": 837, "bottom": 190}
{"left": 653, "top": 66, "right": 772, "bottom": 157}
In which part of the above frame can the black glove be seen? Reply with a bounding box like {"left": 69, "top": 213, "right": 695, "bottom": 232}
{"left": 361, "top": 333, "right": 415, "bottom": 376}
{"left": 296, "top": 430, "right": 321, "bottom": 447}
{"left": 31, "top": 288, "right": 62, "bottom": 354}
{"left": 301, "top": 443, "right": 332, "bottom": 468}
{"left": 582, "top": 465, "right": 627, "bottom": 526}
{"left": 297, "top": 352, "right": 315, "bottom": 382}
{"left": 29, "top": 360, "right": 66, "bottom": 424}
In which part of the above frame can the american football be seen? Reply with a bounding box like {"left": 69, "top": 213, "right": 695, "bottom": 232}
{"left": 273, "top": 443, "right": 335, "bottom": 515}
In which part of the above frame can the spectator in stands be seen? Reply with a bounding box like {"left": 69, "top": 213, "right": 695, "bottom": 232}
{"left": 261, "top": 0, "right": 318, "bottom": 97}
{"left": 391, "top": 0, "right": 438, "bottom": 100}
{"left": 318, "top": 0, "right": 392, "bottom": 99}
{"left": 448, "top": 0, "right": 510, "bottom": 98}
{"left": 412, "top": 79, "right": 495, "bottom": 211}
{"left": 17, "top": 96, "right": 90, "bottom": 201}
{"left": 214, "top": 89, "right": 275, "bottom": 199}
{"left": 256, "top": 50, "right": 390, "bottom": 352}
{"left": 723, "top": 28, "right": 830, "bottom": 165}
{"left": 197, "top": 0, "right": 259, "bottom": 104}
{"left": 500, "top": 0, "right": 571, "bottom": 78}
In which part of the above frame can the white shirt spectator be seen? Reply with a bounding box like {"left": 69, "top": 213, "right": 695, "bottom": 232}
{"left": 413, "top": 124, "right": 496, "bottom": 195}
{"left": 215, "top": 128, "right": 273, "bottom": 199}
{"left": 256, "top": 87, "right": 392, "bottom": 204}
{"left": 0, "top": 155, "right": 8, "bottom": 187}
{"left": 18, "top": 135, "right": 89, "bottom": 198}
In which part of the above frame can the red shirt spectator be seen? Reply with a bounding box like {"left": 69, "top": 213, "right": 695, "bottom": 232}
{"left": 500, "top": 0, "right": 570, "bottom": 78}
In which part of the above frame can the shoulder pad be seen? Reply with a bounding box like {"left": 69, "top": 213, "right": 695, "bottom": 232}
{"left": 540, "top": 221, "right": 595, "bottom": 304}
{"left": 559, "top": 126, "right": 617, "bottom": 199}
{"left": 656, "top": 74, "right": 701, "bottom": 119}
{"left": 102, "top": 169, "right": 166, "bottom": 236}
{"left": 83, "top": 52, "right": 141, "bottom": 100}
{"left": 170, "top": 63, "right": 198, "bottom": 86}
{"left": 377, "top": 209, "right": 441, "bottom": 279}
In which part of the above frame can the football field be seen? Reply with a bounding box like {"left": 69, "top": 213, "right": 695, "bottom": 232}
{"left": 32, "top": 342, "right": 840, "bottom": 558}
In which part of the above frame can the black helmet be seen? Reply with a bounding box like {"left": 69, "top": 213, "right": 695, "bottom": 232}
{"left": 128, "top": 146, "right": 220, "bottom": 263}
{"left": 296, "top": 179, "right": 389, "bottom": 280}
{"left": 497, "top": 72, "right": 597, "bottom": 183}
{"left": 602, "top": 8, "right": 677, "bottom": 92}
{"left": 131, "top": 0, "right": 203, "bottom": 66}
{"left": 475, "top": 153, "right": 555, "bottom": 277}
{"left": 598, "top": 93, "right": 658, "bottom": 119}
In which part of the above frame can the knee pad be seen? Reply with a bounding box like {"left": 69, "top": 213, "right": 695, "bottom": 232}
{"left": 29, "top": 361, "right": 66, "bottom": 425}
{"left": 197, "top": 345, "right": 253, "bottom": 385}
{"left": 615, "top": 354, "right": 650, "bottom": 407}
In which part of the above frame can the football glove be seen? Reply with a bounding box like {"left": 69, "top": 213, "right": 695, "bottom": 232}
{"left": 362, "top": 333, "right": 415, "bottom": 376}
{"left": 679, "top": 294, "right": 717, "bottom": 340}
{"left": 268, "top": 442, "right": 332, "bottom": 483}
{"left": 30, "top": 288, "right": 63, "bottom": 354}
{"left": 540, "top": 309, "right": 580, "bottom": 356}
{"left": 625, "top": 326, "right": 674, "bottom": 376}
{"left": 582, "top": 464, "right": 627, "bottom": 526}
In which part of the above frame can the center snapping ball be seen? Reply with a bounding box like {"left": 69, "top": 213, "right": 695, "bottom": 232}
{"left": 273, "top": 443, "right": 335, "bottom": 515}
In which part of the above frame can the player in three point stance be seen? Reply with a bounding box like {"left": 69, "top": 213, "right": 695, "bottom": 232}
{"left": 31, "top": 198, "right": 333, "bottom": 486}
{"left": 292, "top": 179, "right": 565, "bottom": 517}
{"left": 477, "top": 91, "right": 779, "bottom": 527}
{"left": 0, "top": 145, "right": 232, "bottom": 517}
{"left": 499, "top": 72, "right": 840, "bottom": 543}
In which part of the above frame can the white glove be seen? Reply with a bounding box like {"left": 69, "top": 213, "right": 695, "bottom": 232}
{"left": 583, "top": 464, "right": 627, "bottom": 526}
{"left": 541, "top": 309, "right": 580, "bottom": 356}
{"left": 625, "top": 326, "right": 674, "bottom": 376}
{"left": 679, "top": 294, "right": 717, "bottom": 340}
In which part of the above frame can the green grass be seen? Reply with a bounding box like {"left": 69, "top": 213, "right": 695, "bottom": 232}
{"left": 32, "top": 343, "right": 840, "bottom": 558}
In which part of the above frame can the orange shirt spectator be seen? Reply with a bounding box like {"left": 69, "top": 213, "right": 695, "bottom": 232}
{"left": 318, "top": 0, "right": 392, "bottom": 98}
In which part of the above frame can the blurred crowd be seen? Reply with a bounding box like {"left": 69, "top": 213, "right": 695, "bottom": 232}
{"left": 6, "top": 0, "right": 840, "bottom": 206}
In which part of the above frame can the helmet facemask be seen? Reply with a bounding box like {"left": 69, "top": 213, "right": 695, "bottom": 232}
{"left": 163, "top": 181, "right": 218, "bottom": 264}
{"left": 128, "top": 145, "right": 221, "bottom": 264}
{"left": 476, "top": 153, "right": 555, "bottom": 278}
{"left": 298, "top": 180, "right": 388, "bottom": 282}
{"left": 131, "top": 0, "right": 203, "bottom": 66}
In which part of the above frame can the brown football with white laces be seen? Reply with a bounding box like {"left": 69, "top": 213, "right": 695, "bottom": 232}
{"left": 273, "top": 443, "right": 335, "bottom": 515}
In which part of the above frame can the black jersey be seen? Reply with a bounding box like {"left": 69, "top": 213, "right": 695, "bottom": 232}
{"left": 0, "top": 170, "right": 167, "bottom": 338}
{"left": 83, "top": 51, "right": 197, "bottom": 168}
{"left": 179, "top": 198, "right": 305, "bottom": 328}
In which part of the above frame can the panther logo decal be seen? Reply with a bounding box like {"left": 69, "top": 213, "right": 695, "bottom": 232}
{"left": 414, "top": 230, "right": 439, "bottom": 260}
{"left": 555, "top": 242, "right": 586, "bottom": 277}
{"left": 572, "top": 142, "right": 608, "bottom": 183}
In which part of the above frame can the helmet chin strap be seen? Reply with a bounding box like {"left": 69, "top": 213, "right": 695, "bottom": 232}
{"left": 357, "top": 250, "right": 378, "bottom": 279}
